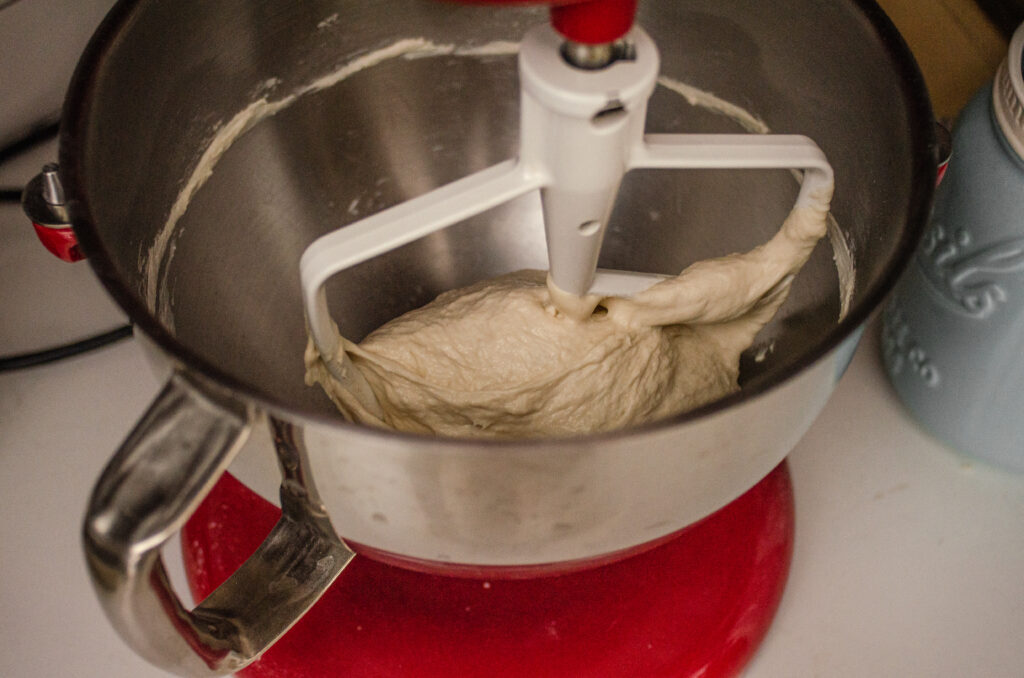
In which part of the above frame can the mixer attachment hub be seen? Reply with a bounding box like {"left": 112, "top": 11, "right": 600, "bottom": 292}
{"left": 560, "top": 37, "right": 636, "bottom": 70}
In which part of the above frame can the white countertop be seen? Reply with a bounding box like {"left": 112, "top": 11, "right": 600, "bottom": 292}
{"left": 2, "top": 306, "right": 1023, "bottom": 677}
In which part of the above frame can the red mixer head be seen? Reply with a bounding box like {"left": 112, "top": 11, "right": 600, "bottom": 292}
{"left": 452, "top": 0, "right": 639, "bottom": 44}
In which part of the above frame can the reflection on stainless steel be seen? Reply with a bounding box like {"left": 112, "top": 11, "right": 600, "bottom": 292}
{"left": 22, "top": 166, "right": 70, "bottom": 227}
{"left": 62, "top": 0, "right": 934, "bottom": 673}
{"left": 40, "top": 163, "right": 64, "bottom": 204}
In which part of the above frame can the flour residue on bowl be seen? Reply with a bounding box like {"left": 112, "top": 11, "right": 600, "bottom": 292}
{"left": 143, "top": 36, "right": 854, "bottom": 326}
{"left": 143, "top": 38, "right": 467, "bottom": 323}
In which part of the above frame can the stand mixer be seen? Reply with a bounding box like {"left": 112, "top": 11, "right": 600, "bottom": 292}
{"left": 38, "top": 0, "right": 936, "bottom": 675}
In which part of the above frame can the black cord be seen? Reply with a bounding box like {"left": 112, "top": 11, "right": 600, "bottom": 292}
{"left": 0, "top": 325, "right": 134, "bottom": 372}
{"left": 0, "top": 118, "right": 60, "bottom": 167}
{"left": 1, "top": 118, "right": 60, "bottom": 204}
{"left": 0, "top": 120, "right": 136, "bottom": 371}
{"left": 0, "top": 117, "right": 60, "bottom": 163}
{"left": 0, "top": 120, "right": 61, "bottom": 203}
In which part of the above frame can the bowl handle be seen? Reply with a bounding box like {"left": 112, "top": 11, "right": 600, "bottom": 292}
{"left": 82, "top": 371, "right": 355, "bottom": 676}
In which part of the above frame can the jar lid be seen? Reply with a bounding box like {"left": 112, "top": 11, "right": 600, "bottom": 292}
{"left": 993, "top": 22, "right": 1024, "bottom": 161}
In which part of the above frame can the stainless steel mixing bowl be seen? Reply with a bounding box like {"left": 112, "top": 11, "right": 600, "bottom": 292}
{"left": 67, "top": 0, "right": 935, "bottom": 673}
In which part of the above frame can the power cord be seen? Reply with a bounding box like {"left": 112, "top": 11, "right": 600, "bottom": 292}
{"left": 0, "top": 120, "right": 134, "bottom": 372}
{"left": 0, "top": 325, "right": 134, "bottom": 372}
{"left": 0, "top": 117, "right": 59, "bottom": 166}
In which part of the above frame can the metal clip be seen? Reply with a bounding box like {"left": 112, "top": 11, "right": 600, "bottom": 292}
{"left": 22, "top": 163, "right": 82, "bottom": 262}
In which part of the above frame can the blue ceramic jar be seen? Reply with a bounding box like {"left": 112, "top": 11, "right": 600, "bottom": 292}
{"left": 882, "top": 23, "right": 1024, "bottom": 472}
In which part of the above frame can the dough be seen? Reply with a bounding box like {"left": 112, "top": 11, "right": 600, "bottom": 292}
{"left": 305, "top": 193, "right": 832, "bottom": 438}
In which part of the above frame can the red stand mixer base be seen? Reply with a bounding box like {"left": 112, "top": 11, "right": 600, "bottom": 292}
{"left": 183, "top": 463, "right": 794, "bottom": 678}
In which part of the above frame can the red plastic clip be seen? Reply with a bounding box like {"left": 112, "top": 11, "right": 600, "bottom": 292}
{"left": 32, "top": 223, "right": 84, "bottom": 262}
{"left": 22, "top": 164, "right": 84, "bottom": 262}
{"left": 935, "top": 121, "right": 952, "bottom": 187}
